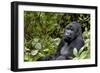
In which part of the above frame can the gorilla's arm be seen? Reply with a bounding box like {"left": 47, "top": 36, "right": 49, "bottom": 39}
{"left": 71, "top": 36, "right": 84, "bottom": 50}
{"left": 54, "top": 39, "right": 65, "bottom": 57}
{"left": 37, "top": 39, "right": 65, "bottom": 61}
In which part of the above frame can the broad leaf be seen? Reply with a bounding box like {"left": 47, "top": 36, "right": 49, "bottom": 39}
{"left": 79, "top": 51, "right": 87, "bottom": 59}
{"left": 31, "top": 50, "right": 39, "bottom": 56}
{"left": 73, "top": 48, "right": 78, "bottom": 57}
{"left": 35, "top": 43, "right": 42, "bottom": 49}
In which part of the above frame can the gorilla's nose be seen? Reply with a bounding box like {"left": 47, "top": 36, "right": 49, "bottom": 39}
{"left": 65, "top": 32, "right": 70, "bottom": 36}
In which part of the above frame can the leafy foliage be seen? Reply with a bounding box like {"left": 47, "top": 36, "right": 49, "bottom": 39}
{"left": 24, "top": 11, "right": 90, "bottom": 61}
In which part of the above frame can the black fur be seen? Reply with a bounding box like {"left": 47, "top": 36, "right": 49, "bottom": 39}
{"left": 38, "top": 21, "right": 84, "bottom": 61}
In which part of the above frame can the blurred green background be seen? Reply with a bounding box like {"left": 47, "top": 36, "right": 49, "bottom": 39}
{"left": 24, "top": 11, "right": 90, "bottom": 62}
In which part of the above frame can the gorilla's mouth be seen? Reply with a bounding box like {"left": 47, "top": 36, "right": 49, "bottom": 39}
{"left": 63, "top": 36, "right": 72, "bottom": 42}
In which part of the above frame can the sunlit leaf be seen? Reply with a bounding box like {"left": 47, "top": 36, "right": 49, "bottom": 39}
{"left": 35, "top": 43, "right": 42, "bottom": 49}
{"left": 73, "top": 48, "right": 78, "bottom": 57}
{"left": 43, "top": 49, "right": 49, "bottom": 52}
{"left": 79, "top": 51, "right": 87, "bottom": 59}
{"left": 38, "top": 53, "right": 45, "bottom": 57}
{"left": 25, "top": 47, "right": 30, "bottom": 51}
{"left": 24, "top": 53, "right": 29, "bottom": 61}
{"left": 34, "top": 38, "right": 39, "bottom": 42}
{"left": 79, "top": 46, "right": 85, "bottom": 54}
{"left": 31, "top": 50, "right": 39, "bottom": 56}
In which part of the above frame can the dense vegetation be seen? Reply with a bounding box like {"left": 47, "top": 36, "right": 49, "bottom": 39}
{"left": 24, "top": 11, "right": 90, "bottom": 61}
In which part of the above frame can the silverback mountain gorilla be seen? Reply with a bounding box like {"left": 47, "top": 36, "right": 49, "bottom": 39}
{"left": 39, "top": 21, "right": 84, "bottom": 61}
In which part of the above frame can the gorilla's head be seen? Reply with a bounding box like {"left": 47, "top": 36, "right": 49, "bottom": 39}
{"left": 63, "top": 21, "right": 82, "bottom": 43}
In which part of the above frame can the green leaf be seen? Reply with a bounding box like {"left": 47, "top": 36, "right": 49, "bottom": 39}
{"left": 24, "top": 53, "right": 29, "bottom": 61}
{"left": 25, "top": 47, "right": 30, "bottom": 51}
{"left": 79, "top": 51, "right": 87, "bottom": 59}
{"left": 31, "top": 50, "right": 39, "bottom": 56}
{"left": 79, "top": 46, "right": 85, "bottom": 54}
{"left": 53, "top": 38, "right": 61, "bottom": 46}
{"left": 73, "top": 48, "right": 78, "bottom": 57}
{"left": 35, "top": 43, "right": 42, "bottom": 49}
{"left": 34, "top": 38, "right": 39, "bottom": 42}
{"left": 32, "top": 38, "right": 39, "bottom": 47}
{"left": 32, "top": 42, "right": 36, "bottom": 47}
{"left": 43, "top": 49, "right": 49, "bottom": 52}
{"left": 38, "top": 53, "right": 45, "bottom": 57}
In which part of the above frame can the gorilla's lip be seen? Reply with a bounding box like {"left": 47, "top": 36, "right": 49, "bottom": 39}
{"left": 63, "top": 36, "right": 71, "bottom": 42}
{"left": 64, "top": 36, "right": 71, "bottom": 39}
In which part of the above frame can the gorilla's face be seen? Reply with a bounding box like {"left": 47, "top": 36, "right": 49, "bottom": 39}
{"left": 63, "top": 22, "right": 80, "bottom": 42}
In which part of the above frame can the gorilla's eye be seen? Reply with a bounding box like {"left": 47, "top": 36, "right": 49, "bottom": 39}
{"left": 67, "top": 26, "right": 73, "bottom": 31}
{"left": 70, "top": 27, "right": 73, "bottom": 31}
{"left": 66, "top": 27, "right": 70, "bottom": 30}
